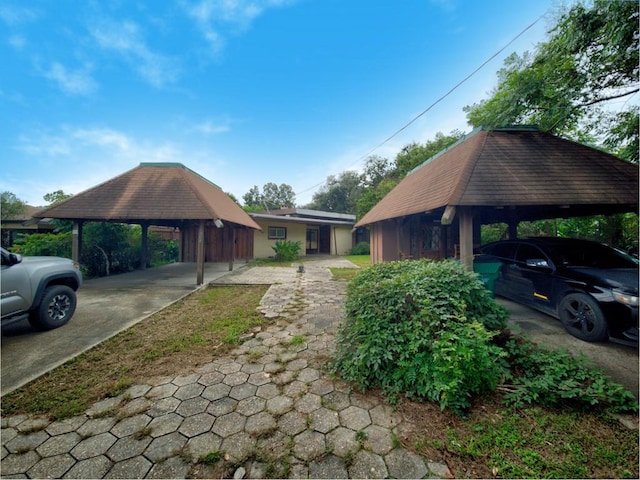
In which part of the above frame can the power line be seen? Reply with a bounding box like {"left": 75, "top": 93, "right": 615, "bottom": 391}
{"left": 295, "top": 15, "right": 543, "bottom": 198}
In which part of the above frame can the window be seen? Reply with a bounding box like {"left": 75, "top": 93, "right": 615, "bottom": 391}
{"left": 268, "top": 226, "right": 287, "bottom": 240}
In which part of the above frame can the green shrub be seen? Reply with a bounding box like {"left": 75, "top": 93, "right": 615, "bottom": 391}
{"left": 350, "top": 242, "right": 370, "bottom": 255}
{"left": 332, "top": 259, "right": 509, "bottom": 414}
{"left": 13, "top": 232, "right": 72, "bottom": 258}
{"left": 502, "top": 337, "right": 638, "bottom": 413}
{"left": 272, "top": 239, "right": 302, "bottom": 262}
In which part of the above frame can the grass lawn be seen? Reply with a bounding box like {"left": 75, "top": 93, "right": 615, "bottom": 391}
{"left": 1, "top": 285, "right": 268, "bottom": 420}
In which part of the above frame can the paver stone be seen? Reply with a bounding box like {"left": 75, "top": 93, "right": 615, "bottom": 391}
{"left": 104, "top": 456, "right": 152, "bottom": 479}
{"left": 349, "top": 449, "right": 388, "bottom": 479}
{"left": 179, "top": 413, "right": 215, "bottom": 437}
{"left": 64, "top": 454, "right": 112, "bottom": 479}
{"left": 185, "top": 432, "right": 222, "bottom": 462}
{"left": 0, "top": 451, "right": 40, "bottom": 475}
{"left": 146, "top": 413, "right": 183, "bottom": 440}
{"left": 71, "top": 432, "right": 117, "bottom": 460}
{"left": 28, "top": 453, "right": 76, "bottom": 479}
{"left": 385, "top": 448, "right": 428, "bottom": 479}
{"left": 310, "top": 407, "right": 340, "bottom": 433}
{"left": 147, "top": 455, "right": 191, "bottom": 478}
{"left": 309, "top": 454, "right": 348, "bottom": 479}
{"left": 144, "top": 432, "right": 187, "bottom": 462}
{"left": 37, "top": 432, "right": 81, "bottom": 457}
{"left": 107, "top": 435, "right": 153, "bottom": 462}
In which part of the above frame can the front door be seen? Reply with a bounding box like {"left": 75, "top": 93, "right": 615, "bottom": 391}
{"left": 306, "top": 228, "right": 319, "bottom": 254}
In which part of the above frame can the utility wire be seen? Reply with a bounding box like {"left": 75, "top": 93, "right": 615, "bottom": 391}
{"left": 295, "top": 15, "right": 543, "bottom": 198}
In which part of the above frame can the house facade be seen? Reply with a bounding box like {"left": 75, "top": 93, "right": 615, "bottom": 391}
{"left": 249, "top": 208, "right": 356, "bottom": 258}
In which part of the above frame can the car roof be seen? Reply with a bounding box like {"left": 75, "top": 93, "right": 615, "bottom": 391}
{"left": 487, "top": 237, "right": 601, "bottom": 247}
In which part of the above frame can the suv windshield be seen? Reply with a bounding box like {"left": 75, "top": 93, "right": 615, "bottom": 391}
{"left": 546, "top": 242, "right": 638, "bottom": 269}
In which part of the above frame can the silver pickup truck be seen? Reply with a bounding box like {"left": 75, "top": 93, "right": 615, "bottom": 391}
{"left": 1, "top": 247, "right": 82, "bottom": 330}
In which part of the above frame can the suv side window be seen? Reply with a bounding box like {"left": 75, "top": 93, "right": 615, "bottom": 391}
{"left": 515, "top": 244, "right": 548, "bottom": 264}
{"left": 483, "top": 243, "right": 517, "bottom": 261}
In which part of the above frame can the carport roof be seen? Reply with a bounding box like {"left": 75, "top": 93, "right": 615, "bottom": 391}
{"left": 33, "top": 162, "right": 261, "bottom": 230}
{"left": 356, "top": 127, "right": 639, "bottom": 227}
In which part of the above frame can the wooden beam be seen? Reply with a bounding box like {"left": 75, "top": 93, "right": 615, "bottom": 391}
{"left": 196, "top": 220, "right": 205, "bottom": 285}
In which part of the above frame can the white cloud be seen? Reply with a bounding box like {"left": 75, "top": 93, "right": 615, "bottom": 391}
{"left": 182, "top": 0, "right": 297, "bottom": 54}
{"left": 89, "top": 19, "right": 179, "bottom": 88}
{"left": 192, "top": 120, "right": 230, "bottom": 135}
{"left": 0, "top": 5, "right": 39, "bottom": 26}
{"left": 42, "top": 62, "right": 98, "bottom": 96}
{"left": 8, "top": 34, "right": 25, "bottom": 49}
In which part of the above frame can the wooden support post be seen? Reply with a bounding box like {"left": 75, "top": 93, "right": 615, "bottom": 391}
{"left": 228, "top": 226, "right": 234, "bottom": 271}
{"left": 196, "top": 220, "right": 205, "bottom": 285}
{"left": 459, "top": 209, "right": 474, "bottom": 270}
{"left": 72, "top": 220, "right": 83, "bottom": 264}
{"left": 140, "top": 223, "right": 148, "bottom": 270}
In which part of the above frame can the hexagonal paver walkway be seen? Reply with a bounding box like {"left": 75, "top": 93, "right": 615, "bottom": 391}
{"left": 1, "top": 257, "right": 453, "bottom": 479}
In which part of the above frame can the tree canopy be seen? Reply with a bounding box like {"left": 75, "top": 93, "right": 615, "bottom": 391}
{"left": 1, "top": 191, "right": 27, "bottom": 220}
{"left": 464, "top": 0, "right": 638, "bottom": 162}
{"left": 242, "top": 183, "right": 296, "bottom": 211}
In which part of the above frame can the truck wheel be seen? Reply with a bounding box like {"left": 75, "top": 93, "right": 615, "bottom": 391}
{"left": 29, "top": 285, "right": 77, "bottom": 330}
{"left": 558, "top": 293, "right": 608, "bottom": 342}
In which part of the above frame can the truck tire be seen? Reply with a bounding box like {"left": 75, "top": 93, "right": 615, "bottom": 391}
{"left": 29, "top": 285, "right": 77, "bottom": 330}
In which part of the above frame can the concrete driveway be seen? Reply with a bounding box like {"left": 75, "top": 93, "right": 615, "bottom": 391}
{"left": 1, "top": 262, "right": 246, "bottom": 396}
{"left": 500, "top": 298, "right": 639, "bottom": 398}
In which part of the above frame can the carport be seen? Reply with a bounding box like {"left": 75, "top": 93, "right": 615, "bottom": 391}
{"left": 356, "top": 126, "right": 639, "bottom": 267}
{"left": 32, "top": 163, "right": 261, "bottom": 284}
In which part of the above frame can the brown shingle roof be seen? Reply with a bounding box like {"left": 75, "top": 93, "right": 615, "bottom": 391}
{"left": 356, "top": 128, "right": 639, "bottom": 227}
{"left": 33, "top": 163, "right": 261, "bottom": 230}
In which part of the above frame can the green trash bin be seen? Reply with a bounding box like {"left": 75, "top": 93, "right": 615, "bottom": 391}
{"left": 473, "top": 255, "right": 502, "bottom": 297}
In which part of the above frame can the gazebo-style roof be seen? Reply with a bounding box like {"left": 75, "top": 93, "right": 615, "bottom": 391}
{"left": 33, "top": 162, "right": 260, "bottom": 284}
{"left": 356, "top": 127, "right": 639, "bottom": 228}
{"left": 34, "top": 162, "right": 260, "bottom": 230}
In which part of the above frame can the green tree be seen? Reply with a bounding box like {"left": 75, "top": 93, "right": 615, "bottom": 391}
{"left": 395, "top": 131, "right": 464, "bottom": 176}
{"left": 305, "top": 171, "right": 362, "bottom": 214}
{"left": 464, "top": 0, "right": 638, "bottom": 161}
{"left": 242, "top": 183, "right": 295, "bottom": 211}
{"left": 43, "top": 190, "right": 74, "bottom": 233}
{"left": 43, "top": 190, "right": 72, "bottom": 205}
{"left": 1, "top": 191, "right": 27, "bottom": 220}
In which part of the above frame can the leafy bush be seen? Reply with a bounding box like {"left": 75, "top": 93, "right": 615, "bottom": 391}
{"left": 272, "top": 240, "right": 302, "bottom": 262}
{"left": 331, "top": 259, "right": 509, "bottom": 414}
{"left": 350, "top": 241, "right": 370, "bottom": 255}
{"left": 502, "top": 337, "right": 638, "bottom": 413}
{"left": 13, "top": 232, "right": 72, "bottom": 258}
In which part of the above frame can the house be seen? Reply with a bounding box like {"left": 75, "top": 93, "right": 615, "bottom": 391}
{"left": 249, "top": 208, "right": 356, "bottom": 257}
{"left": 1, "top": 206, "right": 56, "bottom": 248}
{"left": 355, "top": 126, "right": 639, "bottom": 268}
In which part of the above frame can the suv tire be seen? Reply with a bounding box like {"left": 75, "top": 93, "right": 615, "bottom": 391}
{"left": 29, "top": 285, "right": 77, "bottom": 330}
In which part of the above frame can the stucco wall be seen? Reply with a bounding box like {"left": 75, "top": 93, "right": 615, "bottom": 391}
{"left": 253, "top": 220, "right": 307, "bottom": 258}
{"left": 252, "top": 218, "right": 354, "bottom": 258}
{"left": 331, "top": 226, "right": 353, "bottom": 255}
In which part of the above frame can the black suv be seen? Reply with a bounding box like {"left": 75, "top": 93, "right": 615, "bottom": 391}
{"left": 479, "top": 237, "right": 638, "bottom": 345}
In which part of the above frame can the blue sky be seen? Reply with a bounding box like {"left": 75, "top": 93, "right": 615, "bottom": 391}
{"left": 2, "top": 0, "right": 566, "bottom": 207}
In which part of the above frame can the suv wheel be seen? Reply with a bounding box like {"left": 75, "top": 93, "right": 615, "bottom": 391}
{"left": 558, "top": 293, "right": 608, "bottom": 342}
{"left": 29, "top": 285, "right": 77, "bottom": 330}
